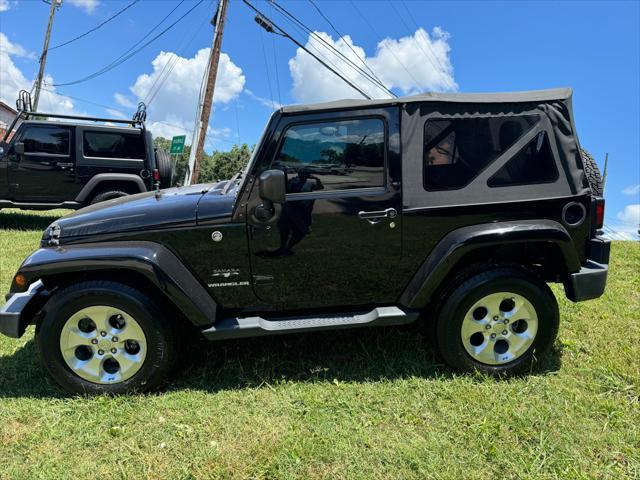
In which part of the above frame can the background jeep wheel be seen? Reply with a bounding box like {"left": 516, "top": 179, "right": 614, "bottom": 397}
{"left": 581, "top": 148, "right": 603, "bottom": 196}
{"left": 90, "top": 189, "right": 130, "bottom": 205}
{"left": 435, "top": 267, "right": 559, "bottom": 376}
{"left": 155, "top": 149, "right": 175, "bottom": 188}
{"left": 37, "top": 281, "right": 177, "bottom": 395}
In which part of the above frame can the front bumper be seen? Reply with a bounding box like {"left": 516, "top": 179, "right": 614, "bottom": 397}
{"left": 0, "top": 280, "right": 44, "bottom": 338}
{"left": 564, "top": 237, "right": 611, "bottom": 302}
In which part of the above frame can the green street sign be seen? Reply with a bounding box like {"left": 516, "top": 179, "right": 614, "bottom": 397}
{"left": 170, "top": 135, "right": 186, "bottom": 154}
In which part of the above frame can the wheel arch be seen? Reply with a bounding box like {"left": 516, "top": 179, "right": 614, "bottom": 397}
{"left": 75, "top": 174, "right": 147, "bottom": 204}
{"left": 14, "top": 242, "right": 217, "bottom": 330}
{"left": 399, "top": 219, "right": 580, "bottom": 310}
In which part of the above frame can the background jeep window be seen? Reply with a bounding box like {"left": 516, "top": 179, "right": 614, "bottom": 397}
{"left": 423, "top": 115, "right": 539, "bottom": 190}
{"left": 488, "top": 131, "right": 558, "bottom": 187}
{"left": 21, "top": 126, "right": 69, "bottom": 155}
{"left": 274, "top": 118, "right": 385, "bottom": 192}
{"left": 83, "top": 131, "right": 145, "bottom": 159}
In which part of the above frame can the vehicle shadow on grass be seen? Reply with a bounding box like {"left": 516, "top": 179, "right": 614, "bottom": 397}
{"left": 172, "top": 326, "right": 565, "bottom": 394}
{"left": 0, "top": 327, "right": 564, "bottom": 398}
{"left": 0, "top": 211, "right": 61, "bottom": 231}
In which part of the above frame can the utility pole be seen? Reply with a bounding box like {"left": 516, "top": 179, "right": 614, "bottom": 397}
{"left": 33, "top": 0, "right": 61, "bottom": 112}
{"left": 186, "top": 0, "right": 229, "bottom": 185}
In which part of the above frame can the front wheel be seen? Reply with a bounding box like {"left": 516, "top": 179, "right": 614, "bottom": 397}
{"left": 36, "top": 281, "right": 177, "bottom": 395}
{"left": 435, "top": 268, "right": 559, "bottom": 376}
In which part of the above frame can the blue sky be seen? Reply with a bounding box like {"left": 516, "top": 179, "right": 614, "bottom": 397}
{"left": 0, "top": 0, "right": 638, "bottom": 237}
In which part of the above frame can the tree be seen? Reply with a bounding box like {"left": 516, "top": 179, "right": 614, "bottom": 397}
{"left": 153, "top": 137, "right": 252, "bottom": 186}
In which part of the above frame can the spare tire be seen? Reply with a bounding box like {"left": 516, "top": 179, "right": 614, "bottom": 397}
{"left": 581, "top": 148, "right": 603, "bottom": 196}
{"left": 155, "top": 149, "right": 175, "bottom": 188}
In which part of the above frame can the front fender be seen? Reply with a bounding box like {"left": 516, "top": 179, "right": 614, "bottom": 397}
{"left": 399, "top": 220, "right": 580, "bottom": 309}
{"left": 13, "top": 241, "right": 217, "bottom": 327}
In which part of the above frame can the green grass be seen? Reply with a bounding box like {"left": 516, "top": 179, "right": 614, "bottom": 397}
{"left": 0, "top": 208, "right": 638, "bottom": 479}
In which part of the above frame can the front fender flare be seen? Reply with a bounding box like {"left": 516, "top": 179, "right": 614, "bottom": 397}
{"left": 15, "top": 241, "right": 217, "bottom": 326}
{"left": 399, "top": 220, "right": 580, "bottom": 309}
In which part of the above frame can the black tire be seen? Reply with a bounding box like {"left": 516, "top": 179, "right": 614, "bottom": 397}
{"left": 434, "top": 267, "right": 559, "bottom": 376}
{"left": 155, "top": 149, "right": 175, "bottom": 188}
{"left": 36, "top": 281, "right": 177, "bottom": 395}
{"left": 90, "top": 189, "right": 130, "bottom": 205}
{"left": 581, "top": 148, "right": 603, "bottom": 196}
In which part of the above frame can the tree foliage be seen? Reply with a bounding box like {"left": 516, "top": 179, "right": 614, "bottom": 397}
{"left": 153, "top": 137, "right": 252, "bottom": 186}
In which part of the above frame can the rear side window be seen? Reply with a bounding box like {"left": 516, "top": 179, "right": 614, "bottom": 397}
{"left": 274, "top": 118, "right": 385, "bottom": 192}
{"left": 423, "top": 115, "right": 539, "bottom": 190}
{"left": 20, "top": 126, "right": 69, "bottom": 155}
{"left": 83, "top": 131, "right": 145, "bottom": 159}
{"left": 488, "top": 131, "right": 558, "bottom": 187}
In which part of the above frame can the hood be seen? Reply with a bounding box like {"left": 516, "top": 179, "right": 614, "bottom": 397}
{"left": 43, "top": 182, "right": 236, "bottom": 244}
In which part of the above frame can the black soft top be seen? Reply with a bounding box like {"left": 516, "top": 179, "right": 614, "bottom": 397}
{"left": 280, "top": 88, "right": 572, "bottom": 114}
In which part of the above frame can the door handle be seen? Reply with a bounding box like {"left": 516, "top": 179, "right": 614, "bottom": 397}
{"left": 358, "top": 208, "right": 397, "bottom": 224}
{"left": 56, "top": 162, "right": 74, "bottom": 170}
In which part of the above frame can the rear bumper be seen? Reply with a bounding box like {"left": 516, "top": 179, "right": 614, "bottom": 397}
{"left": 564, "top": 237, "right": 611, "bottom": 302}
{"left": 0, "top": 280, "right": 44, "bottom": 338}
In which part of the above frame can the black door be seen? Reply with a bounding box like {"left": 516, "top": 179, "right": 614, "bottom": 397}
{"left": 8, "top": 124, "right": 75, "bottom": 202}
{"left": 247, "top": 110, "right": 404, "bottom": 310}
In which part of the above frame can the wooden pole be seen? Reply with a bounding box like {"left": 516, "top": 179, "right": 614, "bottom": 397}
{"left": 33, "top": 0, "right": 60, "bottom": 112}
{"left": 189, "top": 0, "right": 228, "bottom": 185}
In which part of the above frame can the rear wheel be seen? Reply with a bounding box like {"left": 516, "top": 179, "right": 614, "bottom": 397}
{"left": 37, "top": 281, "right": 177, "bottom": 395}
{"left": 435, "top": 268, "right": 559, "bottom": 376}
{"left": 90, "top": 189, "right": 130, "bottom": 205}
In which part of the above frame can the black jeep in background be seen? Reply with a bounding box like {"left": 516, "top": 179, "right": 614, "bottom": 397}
{"left": 0, "top": 94, "right": 174, "bottom": 210}
{"left": 0, "top": 88, "right": 610, "bottom": 395}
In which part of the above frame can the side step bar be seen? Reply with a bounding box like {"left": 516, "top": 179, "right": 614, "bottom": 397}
{"left": 202, "top": 306, "right": 419, "bottom": 340}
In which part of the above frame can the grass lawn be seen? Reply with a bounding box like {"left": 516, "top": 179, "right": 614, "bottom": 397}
{"left": 0, "top": 209, "right": 638, "bottom": 479}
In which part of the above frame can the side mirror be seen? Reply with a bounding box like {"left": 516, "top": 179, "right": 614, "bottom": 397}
{"left": 256, "top": 169, "right": 286, "bottom": 221}
{"left": 259, "top": 169, "right": 286, "bottom": 205}
{"left": 14, "top": 142, "right": 25, "bottom": 155}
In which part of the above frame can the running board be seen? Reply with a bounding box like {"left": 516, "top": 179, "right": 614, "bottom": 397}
{"left": 202, "top": 306, "right": 419, "bottom": 340}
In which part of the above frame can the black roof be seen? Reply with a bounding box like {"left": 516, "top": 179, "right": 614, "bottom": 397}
{"left": 279, "top": 88, "right": 572, "bottom": 114}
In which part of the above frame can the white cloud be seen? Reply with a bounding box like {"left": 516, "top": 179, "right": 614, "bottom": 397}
{"left": 622, "top": 184, "right": 640, "bottom": 196}
{"left": 288, "top": 28, "right": 457, "bottom": 103}
{"left": 0, "top": 0, "right": 11, "bottom": 13}
{"left": 114, "top": 93, "right": 136, "bottom": 109}
{"left": 130, "top": 48, "right": 244, "bottom": 144}
{"left": 617, "top": 204, "right": 640, "bottom": 226}
{"left": 0, "top": 33, "right": 78, "bottom": 115}
{"left": 0, "top": 32, "right": 34, "bottom": 59}
{"left": 244, "top": 89, "right": 282, "bottom": 110}
{"left": 67, "top": 0, "right": 99, "bottom": 14}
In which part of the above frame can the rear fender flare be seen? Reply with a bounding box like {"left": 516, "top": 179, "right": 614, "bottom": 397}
{"left": 16, "top": 241, "right": 217, "bottom": 326}
{"left": 399, "top": 220, "right": 580, "bottom": 309}
{"left": 75, "top": 174, "right": 147, "bottom": 203}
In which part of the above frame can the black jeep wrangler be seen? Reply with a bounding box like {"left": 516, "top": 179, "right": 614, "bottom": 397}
{"left": 0, "top": 94, "right": 174, "bottom": 210}
{"left": 0, "top": 88, "right": 610, "bottom": 394}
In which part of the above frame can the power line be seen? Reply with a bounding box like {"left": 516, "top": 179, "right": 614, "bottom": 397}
{"left": 243, "top": 0, "right": 372, "bottom": 99}
{"left": 396, "top": 0, "right": 457, "bottom": 91}
{"left": 51, "top": 0, "right": 204, "bottom": 87}
{"left": 307, "top": 0, "right": 389, "bottom": 95}
{"left": 50, "top": 0, "right": 141, "bottom": 51}
{"left": 258, "top": 19, "right": 276, "bottom": 110}
{"left": 144, "top": 2, "right": 213, "bottom": 106}
{"left": 270, "top": 0, "right": 395, "bottom": 98}
{"left": 349, "top": 0, "right": 423, "bottom": 89}
{"left": 268, "top": 0, "right": 282, "bottom": 106}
